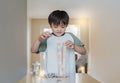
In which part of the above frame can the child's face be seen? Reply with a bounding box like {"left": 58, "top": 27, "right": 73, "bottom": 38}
{"left": 51, "top": 22, "right": 67, "bottom": 37}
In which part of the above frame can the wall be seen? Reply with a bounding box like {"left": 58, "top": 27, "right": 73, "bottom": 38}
{"left": 0, "top": 0, "right": 27, "bottom": 83}
{"left": 87, "top": 1, "right": 120, "bottom": 83}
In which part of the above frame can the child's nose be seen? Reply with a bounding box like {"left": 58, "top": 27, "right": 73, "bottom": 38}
{"left": 57, "top": 27, "right": 62, "bottom": 31}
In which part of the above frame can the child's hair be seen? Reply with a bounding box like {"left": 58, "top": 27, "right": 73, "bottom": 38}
{"left": 48, "top": 10, "right": 69, "bottom": 26}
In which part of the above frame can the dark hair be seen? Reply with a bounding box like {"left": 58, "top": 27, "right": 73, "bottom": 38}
{"left": 48, "top": 10, "right": 69, "bottom": 26}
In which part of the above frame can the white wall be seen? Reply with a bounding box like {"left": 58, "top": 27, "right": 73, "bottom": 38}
{"left": 87, "top": 1, "right": 120, "bottom": 83}
{"left": 0, "top": 0, "right": 27, "bottom": 83}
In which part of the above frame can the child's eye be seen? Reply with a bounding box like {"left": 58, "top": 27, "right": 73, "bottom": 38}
{"left": 54, "top": 27, "right": 57, "bottom": 28}
{"left": 61, "top": 26, "right": 66, "bottom": 28}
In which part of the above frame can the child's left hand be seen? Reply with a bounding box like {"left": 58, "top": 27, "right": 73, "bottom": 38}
{"left": 64, "top": 40, "right": 74, "bottom": 49}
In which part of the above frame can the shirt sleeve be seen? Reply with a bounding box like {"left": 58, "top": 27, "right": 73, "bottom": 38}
{"left": 68, "top": 32, "right": 84, "bottom": 46}
{"left": 36, "top": 39, "right": 47, "bottom": 54}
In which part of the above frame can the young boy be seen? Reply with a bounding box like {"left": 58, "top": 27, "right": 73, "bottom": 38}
{"left": 31, "top": 10, "right": 86, "bottom": 81}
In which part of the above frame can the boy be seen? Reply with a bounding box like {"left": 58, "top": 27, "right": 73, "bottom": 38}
{"left": 31, "top": 10, "right": 86, "bottom": 81}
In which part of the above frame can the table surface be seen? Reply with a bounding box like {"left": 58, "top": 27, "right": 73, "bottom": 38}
{"left": 18, "top": 73, "right": 100, "bottom": 83}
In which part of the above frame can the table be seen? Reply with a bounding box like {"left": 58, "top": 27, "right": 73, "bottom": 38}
{"left": 18, "top": 73, "right": 100, "bottom": 83}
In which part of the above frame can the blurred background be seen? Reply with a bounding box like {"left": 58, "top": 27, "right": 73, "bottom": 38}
{"left": 0, "top": 0, "right": 120, "bottom": 83}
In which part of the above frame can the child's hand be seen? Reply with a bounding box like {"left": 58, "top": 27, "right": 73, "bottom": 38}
{"left": 64, "top": 40, "right": 74, "bottom": 49}
{"left": 38, "top": 32, "right": 51, "bottom": 41}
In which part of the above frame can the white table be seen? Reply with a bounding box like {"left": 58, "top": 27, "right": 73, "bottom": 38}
{"left": 18, "top": 73, "right": 100, "bottom": 83}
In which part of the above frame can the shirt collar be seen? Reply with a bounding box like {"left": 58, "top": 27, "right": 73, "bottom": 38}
{"left": 52, "top": 32, "right": 65, "bottom": 36}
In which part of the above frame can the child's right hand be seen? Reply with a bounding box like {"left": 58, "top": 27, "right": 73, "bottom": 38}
{"left": 38, "top": 32, "right": 51, "bottom": 41}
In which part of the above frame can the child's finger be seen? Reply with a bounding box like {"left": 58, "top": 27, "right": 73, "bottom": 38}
{"left": 46, "top": 31, "right": 51, "bottom": 36}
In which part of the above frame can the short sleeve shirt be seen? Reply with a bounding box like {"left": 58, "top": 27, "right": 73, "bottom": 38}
{"left": 37, "top": 32, "right": 84, "bottom": 75}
